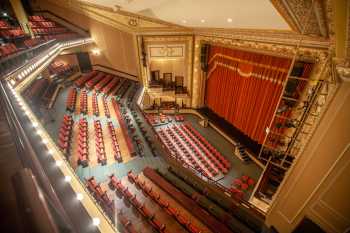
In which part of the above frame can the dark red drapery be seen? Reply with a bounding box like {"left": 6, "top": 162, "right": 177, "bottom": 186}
{"left": 205, "top": 46, "right": 292, "bottom": 144}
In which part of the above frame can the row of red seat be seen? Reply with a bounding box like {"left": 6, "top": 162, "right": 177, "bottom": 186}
{"left": 184, "top": 124, "right": 231, "bottom": 170}
{"left": 0, "top": 27, "right": 25, "bottom": 39}
{"left": 28, "top": 15, "right": 46, "bottom": 22}
{"left": 157, "top": 127, "right": 214, "bottom": 178}
{"left": 92, "top": 93, "right": 99, "bottom": 116}
{"left": 66, "top": 88, "right": 77, "bottom": 112}
{"left": 77, "top": 118, "right": 89, "bottom": 167}
{"left": 58, "top": 114, "right": 74, "bottom": 155}
{"left": 87, "top": 177, "right": 114, "bottom": 217}
{"left": 0, "top": 43, "right": 18, "bottom": 58}
{"left": 178, "top": 124, "right": 229, "bottom": 174}
{"left": 94, "top": 120, "right": 107, "bottom": 165}
{"left": 108, "top": 175, "right": 171, "bottom": 233}
{"left": 24, "top": 38, "right": 44, "bottom": 48}
{"left": 94, "top": 74, "right": 113, "bottom": 92}
{"left": 101, "top": 77, "right": 120, "bottom": 95}
{"left": 85, "top": 72, "right": 105, "bottom": 89}
{"left": 103, "top": 97, "right": 110, "bottom": 118}
{"left": 29, "top": 21, "right": 56, "bottom": 28}
{"left": 172, "top": 125, "right": 220, "bottom": 177}
{"left": 32, "top": 27, "right": 68, "bottom": 35}
{"left": 75, "top": 70, "right": 98, "bottom": 87}
{"left": 79, "top": 89, "right": 88, "bottom": 114}
{"left": 117, "top": 211, "right": 138, "bottom": 233}
{"left": 49, "top": 61, "right": 73, "bottom": 75}
{"left": 174, "top": 115, "right": 184, "bottom": 122}
{"left": 127, "top": 171, "right": 202, "bottom": 233}
{"left": 0, "top": 20, "right": 10, "bottom": 29}
{"left": 42, "top": 33, "right": 79, "bottom": 41}
{"left": 107, "top": 122, "right": 122, "bottom": 162}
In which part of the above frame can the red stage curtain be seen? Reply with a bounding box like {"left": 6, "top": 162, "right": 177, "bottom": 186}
{"left": 205, "top": 46, "right": 292, "bottom": 144}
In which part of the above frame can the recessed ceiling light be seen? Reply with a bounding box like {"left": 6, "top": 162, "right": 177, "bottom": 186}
{"left": 92, "top": 217, "right": 100, "bottom": 226}
{"left": 182, "top": 19, "right": 187, "bottom": 24}
{"left": 227, "top": 18, "right": 233, "bottom": 23}
{"left": 200, "top": 19, "right": 205, "bottom": 23}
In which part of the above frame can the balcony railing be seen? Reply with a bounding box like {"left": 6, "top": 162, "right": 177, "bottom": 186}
{"left": 0, "top": 37, "right": 118, "bottom": 233}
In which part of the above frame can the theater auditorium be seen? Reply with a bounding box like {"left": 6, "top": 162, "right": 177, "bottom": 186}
{"left": 0, "top": 0, "right": 349, "bottom": 233}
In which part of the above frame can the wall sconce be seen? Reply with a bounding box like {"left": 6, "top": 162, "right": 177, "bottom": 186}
{"left": 91, "top": 48, "right": 101, "bottom": 56}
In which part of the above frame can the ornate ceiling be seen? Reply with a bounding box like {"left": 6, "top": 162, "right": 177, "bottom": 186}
{"left": 81, "top": 0, "right": 290, "bottom": 30}
{"left": 271, "top": 0, "right": 330, "bottom": 38}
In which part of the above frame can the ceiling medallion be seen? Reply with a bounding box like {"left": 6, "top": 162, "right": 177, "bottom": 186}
{"left": 128, "top": 18, "right": 138, "bottom": 27}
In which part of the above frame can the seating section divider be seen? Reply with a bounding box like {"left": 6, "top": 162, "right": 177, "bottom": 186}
{"left": 112, "top": 99, "right": 135, "bottom": 156}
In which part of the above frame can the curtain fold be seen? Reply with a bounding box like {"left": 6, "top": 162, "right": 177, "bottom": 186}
{"left": 205, "top": 46, "right": 292, "bottom": 144}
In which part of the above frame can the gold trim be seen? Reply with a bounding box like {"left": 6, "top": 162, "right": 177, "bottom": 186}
{"left": 207, "top": 62, "right": 285, "bottom": 85}
{"left": 208, "top": 53, "right": 290, "bottom": 73}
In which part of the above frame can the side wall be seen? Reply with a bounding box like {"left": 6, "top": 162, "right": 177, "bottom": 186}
{"left": 266, "top": 81, "right": 350, "bottom": 233}
{"left": 33, "top": 0, "right": 139, "bottom": 77}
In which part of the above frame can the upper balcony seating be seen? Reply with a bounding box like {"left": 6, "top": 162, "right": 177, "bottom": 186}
{"left": 107, "top": 121, "right": 122, "bottom": 162}
{"left": 28, "top": 16, "right": 46, "bottom": 22}
{"left": 0, "top": 20, "right": 10, "bottom": 29}
{"left": 94, "top": 120, "right": 107, "bottom": 165}
{"left": 0, "top": 43, "right": 18, "bottom": 58}
{"left": 77, "top": 118, "right": 88, "bottom": 167}
{"left": 74, "top": 70, "right": 98, "bottom": 87}
{"left": 28, "top": 15, "right": 80, "bottom": 41}
{"left": 58, "top": 114, "right": 74, "bottom": 156}
{"left": 94, "top": 74, "right": 113, "bottom": 92}
{"left": 0, "top": 27, "right": 25, "bottom": 40}
{"left": 65, "top": 87, "right": 77, "bottom": 112}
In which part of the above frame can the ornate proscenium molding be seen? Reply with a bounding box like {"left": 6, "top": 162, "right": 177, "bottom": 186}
{"left": 271, "top": 0, "right": 329, "bottom": 38}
